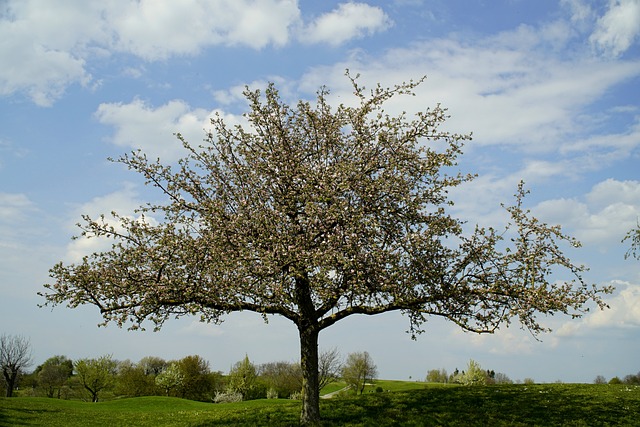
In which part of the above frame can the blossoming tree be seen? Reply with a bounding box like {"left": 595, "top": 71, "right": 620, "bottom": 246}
{"left": 41, "top": 74, "right": 610, "bottom": 424}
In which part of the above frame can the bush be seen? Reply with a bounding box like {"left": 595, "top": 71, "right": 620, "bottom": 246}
{"left": 266, "top": 387, "right": 278, "bottom": 399}
{"left": 213, "top": 390, "right": 243, "bottom": 403}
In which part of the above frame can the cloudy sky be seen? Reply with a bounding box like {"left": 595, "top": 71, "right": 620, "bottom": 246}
{"left": 1, "top": 0, "right": 639, "bottom": 383}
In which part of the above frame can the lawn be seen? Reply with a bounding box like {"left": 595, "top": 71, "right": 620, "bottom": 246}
{"left": 1, "top": 383, "right": 639, "bottom": 426}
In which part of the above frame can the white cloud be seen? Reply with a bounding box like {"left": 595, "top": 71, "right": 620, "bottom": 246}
{"left": 587, "top": 178, "right": 640, "bottom": 208}
{"left": 457, "top": 327, "right": 537, "bottom": 355}
{"left": 300, "top": 3, "right": 392, "bottom": 46}
{"left": 559, "top": 118, "right": 640, "bottom": 166}
{"left": 557, "top": 281, "right": 640, "bottom": 336}
{"left": 64, "top": 184, "right": 153, "bottom": 263}
{"left": 561, "top": 0, "right": 595, "bottom": 24}
{"left": 590, "top": 0, "right": 640, "bottom": 57}
{"left": 223, "top": 0, "right": 301, "bottom": 49}
{"left": 0, "top": 193, "right": 37, "bottom": 252}
{"left": 211, "top": 75, "right": 295, "bottom": 107}
{"left": 95, "top": 98, "right": 213, "bottom": 162}
{"left": 0, "top": 1, "right": 104, "bottom": 105}
{"left": 588, "top": 281, "right": 640, "bottom": 327}
{"left": 0, "top": 1, "right": 397, "bottom": 104}
{"left": 534, "top": 179, "right": 640, "bottom": 246}
{"left": 0, "top": 193, "right": 34, "bottom": 222}
{"left": 107, "top": 0, "right": 302, "bottom": 59}
{"left": 95, "top": 96, "right": 254, "bottom": 163}
{"left": 0, "top": 26, "right": 91, "bottom": 106}
{"left": 299, "top": 31, "right": 640, "bottom": 153}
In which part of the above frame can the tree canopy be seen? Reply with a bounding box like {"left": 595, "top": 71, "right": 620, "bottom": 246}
{"left": 41, "top": 73, "right": 610, "bottom": 424}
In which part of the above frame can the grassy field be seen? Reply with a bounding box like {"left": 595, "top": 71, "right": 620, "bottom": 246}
{"left": 1, "top": 383, "right": 639, "bottom": 426}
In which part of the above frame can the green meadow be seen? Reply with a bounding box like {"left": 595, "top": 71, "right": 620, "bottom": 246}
{"left": 1, "top": 382, "right": 639, "bottom": 426}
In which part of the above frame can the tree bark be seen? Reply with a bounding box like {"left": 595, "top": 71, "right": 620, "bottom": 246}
{"left": 299, "top": 326, "right": 321, "bottom": 425}
{"left": 3, "top": 371, "right": 17, "bottom": 397}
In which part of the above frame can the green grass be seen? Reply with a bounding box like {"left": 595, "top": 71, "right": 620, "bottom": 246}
{"left": 372, "top": 379, "right": 432, "bottom": 392}
{"left": 320, "top": 379, "right": 425, "bottom": 395}
{"left": 2, "top": 383, "right": 639, "bottom": 426}
{"left": 319, "top": 381, "right": 348, "bottom": 395}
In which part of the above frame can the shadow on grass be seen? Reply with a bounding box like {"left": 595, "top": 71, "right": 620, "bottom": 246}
{"left": 0, "top": 404, "right": 58, "bottom": 427}
{"left": 191, "top": 384, "right": 640, "bottom": 426}
{"left": 2, "top": 385, "right": 639, "bottom": 426}
{"left": 317, "top": 384, "right": 640, "bottom": 426}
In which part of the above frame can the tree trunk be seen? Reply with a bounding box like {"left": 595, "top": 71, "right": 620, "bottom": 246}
{"left": 84, "top": 385, "right": 99, "bottom": 402}
{"left": 299, "top": 326, "right": 321, "bottom": 425}
{"left": 3, "top": 371, "right": 16, "bottom": 397}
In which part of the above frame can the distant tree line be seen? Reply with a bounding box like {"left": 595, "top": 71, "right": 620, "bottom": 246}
{"left": 3, "top": 340, "right": 375, "bottom": 402}
{"left": 594, "top": 372, "right": 640, "bottom": 385}
{"left": 11, "top": 331, "right": 640, "bottom": 403}
{"left": 426, "top": 359, "right": 519, "bottom": 385}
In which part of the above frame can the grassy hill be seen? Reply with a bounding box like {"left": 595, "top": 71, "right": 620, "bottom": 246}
{"left": 1, "top": 383, "right": 639, "bottom": 426}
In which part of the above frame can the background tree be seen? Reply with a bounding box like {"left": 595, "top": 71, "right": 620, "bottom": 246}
{"left": 35, "top": 355, "right": 73, "bottom": 398}
{"left": 494, "top": 372, "right": 513, "bottom": 384}
{"left": 155, "top": 362, "right": 183, "bottom": 396}
{"left": 115, "top": 359, "right": 158, "bottom": 397}
{"left": 342, "top": 351, "right": 378, "bottom": 395}
{"left": 258, "top": 348, "right": 340, "bottom": 398}
{"left": 609, "top": 376, "right": 623, "bottom": 384}
{"left": 485, "top": 369, "right": 496, "bottom": 384}
{"left": 318, "top": 347, "right": 342, "bottom": 391}
{"left": 41, "top": 75, "right": 611, "bottom": 424}
{"left": 426, "top": 368, "right": 448, "bottom": 383}
{"left": 176, "top": 355, "right": 219, "bottom": 401}
{"left": 456, "top": 359, "right": 487, "bottom": 386}
{"left": 74, "top": 355, "right": 117, "bottom": 402}
{"left": 594, "top": 375, "right": 607, "bottom": 384}
{"left": 623, "top": 372, "right": 640, "bottom": 385}
{"left": 258, "top": 361, "right": 302, "bottom": 398}
{"left": 227, "top": 355, "right": 258, "bottom": 400}
{"left": 138, "top": 356, "right": 167, "bottom": 376}
{"left": 0, "top": 334, "right": 33, "bottom": 397}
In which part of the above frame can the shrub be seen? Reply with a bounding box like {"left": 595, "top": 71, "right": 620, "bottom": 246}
{"left": 266, "top": 387, "right": 278, "bottom": 399}
{"left": 213, "top": 390, "right": 243, "bottom": 403}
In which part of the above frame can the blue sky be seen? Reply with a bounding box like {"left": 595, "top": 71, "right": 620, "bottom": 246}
{"left": 1, "top": 0, "right": 639, "bottom": 383}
